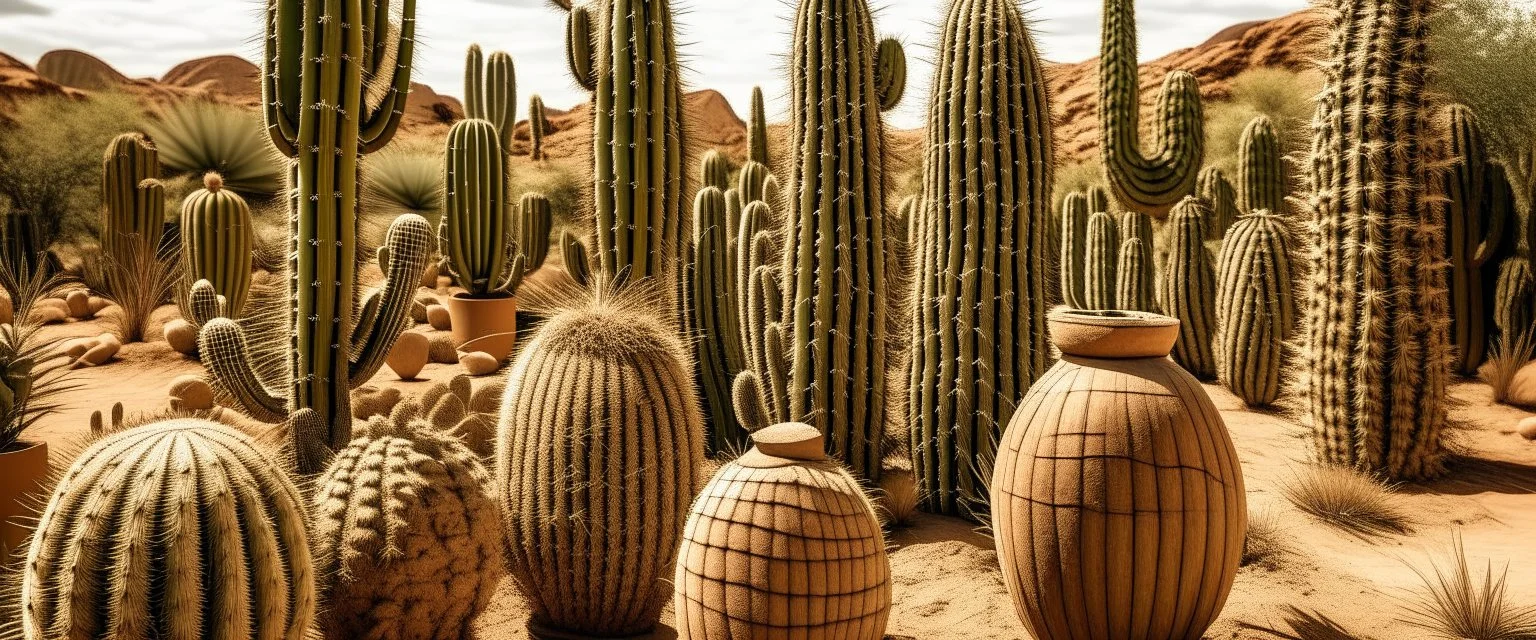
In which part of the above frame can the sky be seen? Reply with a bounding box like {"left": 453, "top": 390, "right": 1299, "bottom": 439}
{"left": 0, "top": 0, "right": 1309, "bottom": 129}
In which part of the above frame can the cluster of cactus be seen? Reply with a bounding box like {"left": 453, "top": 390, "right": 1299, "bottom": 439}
{"left": 1301, "top": 0, "right": 1449, "bottom": 480}
{"left": 177, "top": 172, "right": 252, "bottom": 325}
{"left": 1440, "top": 105, "right": 1508, "bottom": 375}
{"left": 1059, "top": 194, "right": 1157, "bottom": 313}
{"left": 464, "top": 44, "right": 517, "bottom": 153}
{"left": 528, "top": 94, "right": 547, "bottom": 161}
{"left": 688, "top": 186, "right": 752, "bottom": 451}
{"left": 1237, "top": 115, "right": 1287, "bottom": 215}
{"left": 313, "top": 406, "right": 503, "bottom": 639}
{"left": 1216, "top": 212, "right": 1294, "bottom": 406}
{"left": 21, "top": 420, "right": 317, "bottom": 639}
{"left": 558, "top": 0, "right": 688, "bottom": 320}
{"left": 496, "top": 295, "right": 704, "bottom": 637}
{"left": 441, "top": 118, "right": 527, "bottom": 298}
{"left": 1098, "top": 0, "right": 1204, "bottom": 215}
{"left": 101, "top": 132, "right": 164, "bottom": 292}
{"left": 1198, "top": 166, "right": 1236, "bottom": 239}
{"left": 1159, "top": 197, "right": 1217, "bottom": 379}
{"left": 905, "top": 0, "right": 1051, "bottom": 519}
{"left": 197, "top": 0, "right": 427, "bottom": 474}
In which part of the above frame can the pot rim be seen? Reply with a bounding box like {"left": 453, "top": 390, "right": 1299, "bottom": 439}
{"left": 0, "top": 439, "right": 47, "bottom": 456}
{"left": 1048, "top": 308, "right": 1178, "bottom": 328}
{"left": 449, "top": 291, "right": 518, "bottom": 303}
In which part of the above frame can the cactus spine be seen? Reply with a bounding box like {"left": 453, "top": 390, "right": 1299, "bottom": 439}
{"left": 690, "top": 187, "right": 750, "bottom": 452}
{"left": 1058, "top": 192, "right": 1090, "bottom": 309}
{"left": 199, "top": 0, "right": 426, "bottom": 474}
{"left": 1237, "top": 115, "right": 1287, "bottom": 215}
{"left": 1116, "top": 237, "right": 1156, "bottom": 312}
{"left": 749, "top": 85, "right": 770, "bottom": 166}
{"left": 442, "top": 119, "right": 525, "bottom": 298}
{"left": 178, "top": 173, "right": 252, "bottom": 324}
{"left": 1441, "top": 105, "right": 1507, "bottom": 375}
{"left": 1084, "top": 211, "right": 1120, "bottom": 309}
{"left": 907, "top": 0, "right": 1052, "bottom": 519}
{"left": 1198, "top": 165, "right": 1237, "bottom": 239}
{"left": 313, "top": 411, "right": 503, "bottom": 639}
{"left": 464, "top": 44, "right": 517, "bottom": 153}
{"left": 777, "top": 0, "right": 905, "bottom": 480}
{"left": 496, "top": 298, "right": 704, "bottom": 638}
{"left": 22, "top": 420, "right": 316, "bottom": 640}
{"left": 1216, "top": 212, "right": 1294, "bottom": 406}
{"left": 1098, "top": 0, "right": 1204, "bottom": 215}
{"left": 528, "top": 94, "right": 547, "bottom": 161}
{"left": 1159, "top": 197, "right": 1217, "bottom": 379}
{"left": 1302, "top": 0, "right": 1449, "bottom": 480}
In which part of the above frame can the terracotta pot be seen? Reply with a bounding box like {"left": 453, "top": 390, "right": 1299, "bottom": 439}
{"left": 445, "top": 293, "right": 517, "bottom": 362}
{"left": 0, "top": 440, "right": 49, "bottom": 559}
{"left": 674, "top": 423, "right": 891, "bottom": 640}
{"left": 991, "top": 309, "right": 1246, "bottom": 640}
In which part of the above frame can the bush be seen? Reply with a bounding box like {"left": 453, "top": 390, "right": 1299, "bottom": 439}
{"left": 1398, "top": 535, "right": 1536, "bottom": 640}
{"left": 1278, "top": 464, "right": 1410, "bottom": 538}
{"left": 1433, "top": 0, "right": 1536, "bottom": 164}
{"left": 1203, "top": 68, "right": 1318, "bottom": 177}
{"left": 144, "top": 101, "right": 283, "bottom": 198}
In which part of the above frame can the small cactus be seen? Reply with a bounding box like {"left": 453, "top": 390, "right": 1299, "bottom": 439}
{"left": 518, "top": 193, "right": 553, "bottom": 273}
{"left": 1198, "top": 165, "right": 1237, "bottom": 240}
{"left": 1116, "top": 237, "right": 1156, "bottom": 312}
{"left": 178, "top": 172, "right": 252, "bottom": 324}
{"left": 1237, "top": 115, "right": 1287, "bottom": 215}
{"left": 1216, "top": 212, "right": 1294, "bottom": 406}
{"left": 101, "top": 132, "right": 161, "bottom": 273}
{"left": 528, "top": 93, "right": 547, "bottom": 161}
{"left": 1084, "top": 211, "right": 1120, "bottom": 310}
{"left": 1058, "top": 192, "right": 1090, "bottom": 309}
{"left": 1496, "top": 257, "right": 1533, "bottom": 344}
{"left": 442, "top": 118, "right": 526, "bottom": 298}
{"left": 1158, "top": 197, "right": 1217, "bottom": 379}
{"left": 748, "top": 85, "right": 770, "bottom": 166}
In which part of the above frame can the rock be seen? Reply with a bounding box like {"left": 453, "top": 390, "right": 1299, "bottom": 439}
{"left": 163, "top": 319, "right": 199, "bottom": 354}
{"left": 386, "top": 331, "right": 429, "bottom": 380}
{"left": 426, "top": 304, "right": 452, "bottom": 331}
{"left": 59, "top": 337, "right": 95, "bottom": 358}
{"left": 87, "top": 296, "right": 112, "bottom": 315}
{"left": 74, "top": 335, "right": 120, "bottom": 368}
{"left": 459, "top": 351, "right": 500, "bottom": 376}
{"left": 411, "top": 295, "right": 437, "bottom": 324}
{"left": 428, "top": 332, "right": 461, "bottom": 364}
{"left": 1506, "top": 361, "right": 1536, "bottom": 409}
{"left": 65, "top": 290, "right": 91, "bottom": 318}
{"left": 168, "top": 375, "right": 215, "bottom": 411}
{"left": 1518, "top": 417, "right": 1536, "bottom": 441}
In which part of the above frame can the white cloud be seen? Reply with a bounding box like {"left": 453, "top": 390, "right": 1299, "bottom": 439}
{"left": 0, "top": 0, "right": 1307, "bottom": 128}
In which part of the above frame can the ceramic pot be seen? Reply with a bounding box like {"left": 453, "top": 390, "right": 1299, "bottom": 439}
{"left": 0, "top": 440, "right": 49, "bottom": 559}
{"left": 674, "top": 423, "right": 891, "bottom": 640}
{"left": 991, "top": 309, "right": 1246, "bottom": 640}
{"left": 446, "top": 293, "right": 517, "bottom": 361}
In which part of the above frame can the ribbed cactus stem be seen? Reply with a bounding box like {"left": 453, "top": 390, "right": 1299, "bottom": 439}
{"left": 464, "top": 45, "right": 517, "bottom": 152}
{"left": 1058, "top": 192, "right": 1090, "bottom": 309}
{"left": 1159, "top": 197, "right": 1217, "bottom": 379}
{"left": 782, "top": 0, "right": 906, "bottom": 480}
{"left": 700, "top": 149, "right": 730, "bottom": 192}
{"left": 749, "top": 85, "right": 769, "bottom": 166}
{"left": 528, "top": 94, "right": 547, "bottom": 161}
{"left": 101, "top": 132, "right": 161, "bottom": 266}
{"left": 442, "top": 119, "right": 523, "bottom": 297}
{"left": 1198, "top": 166, "right": 1236, "bottom": 240}
{"left": 519, "top": 192, "right": 552, "bottom": 272}
{"left": 1098, "top": 0, "right": 1204, "bottom": 215}
{"left": 1216, "top": 212, "right": 1294, "bottom": 406}
{"left": 178, "top": 172, "right": 252, "bottom": 324}
{"left": 906, "top": 0, "right": 1052, "bottom": 519}
{"left": 1119, "top": 209, "right": 1153, "bottom": 245}
{"left": 1084, "top": 211, "right": 1119, "bottom": 310}
{"left": 1116, "top": 236, "right": 1155, "bottom": 312}
{"left": 1496, "top": 257, "right": 1533, "bottom": 343}
{"left": 689, "top": 187, "right": 750, "bottom": 452}
{"left": 1442, "top": 105, "right": 1507, "bottom": 375}
{"left": 1087, "top": 185, "right": 1111, "bottom": 215}
{"left": 1237, "top": 115, "right": 1287, "bottom": 214}
{"left": 1302, "top": 0, "right": 1449, "bottom": 480}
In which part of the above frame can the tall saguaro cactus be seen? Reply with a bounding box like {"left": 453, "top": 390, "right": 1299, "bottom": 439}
{"left": 1098, "top": 0, "right": 1204, "bottom": 216}
{"left": 559, "top": 0, "right": 687, "bottom": 316}
{"left": 907, "top": 0, "right": 1052, "bottom": 519}
{"left": 777, "top": 0, "right": 906, "bottom": 481}
{"left": 102, "top": 133, "right": 161, "bottom": 266}
{"left": 199, "top": 0, "right": 428, "bottom": 474}
{"left": 1441, "top": 104, "right": 1506, "bottom": 375}
{"left": 1302, "top": 0, "right": 1449, "bottom": 480}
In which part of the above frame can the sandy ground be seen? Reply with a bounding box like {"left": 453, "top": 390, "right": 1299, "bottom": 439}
{"left": 18, "top": 301, "right": 1536, "bottom": 640}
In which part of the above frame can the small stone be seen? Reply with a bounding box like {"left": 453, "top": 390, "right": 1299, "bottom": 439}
{"left": 65, "top": 290, "right": 90, "bottom": 318}
{"left": 1518, "top": 417, "right": 1536, "bottom": 441}
{"left": 427, "top": 304, "right": 452, "bottom": 331}
{"left": 387, "top": 331, "right": 430, "bottom": 380}
{"left": 459, "top": 351, "right": 500, "bottom": 376}
{"left": 411, "top": 295, "right": 438, "bottom": 324}
{"left": 168, "top": 375, "right": 215, "bottom": 411}
{"left": 163, "top": 319, "right": 199, "bottom": 354}
{"left": 1506, "top": 361, "right": 1536, "bottom": 409}
{"left": 59, "top": 337, "right": 95, "bottom": 358}
{"left": 74, "top": 338, "right": 120, "bottom": 368}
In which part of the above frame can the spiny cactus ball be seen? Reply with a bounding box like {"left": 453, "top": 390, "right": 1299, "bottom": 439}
{"left": 22, "top": 420, "right": 315, "bottom": 640}
{"left": 313, "top": 412, "right": 503, "bottom": 640}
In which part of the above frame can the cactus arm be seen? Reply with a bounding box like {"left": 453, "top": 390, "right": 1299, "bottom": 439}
{"left": 198, "top": 318, "right": 288, "bottom": 423}
{"left": 493, "top": 253, "right": 527, "bottom": 298}
{"left": 464, "top": 45, "right": 484, "bottom": 119}
{"left": 358, "top": 0, "right": 416, "bottom": 152}
{"left": 875, "top": 37, "right": 906, "bottom": 111}
{"left": 263, "top": 0, "right": 301, "bottom": 156}
{"left": 350, "top": 214, "right": 432, "bottom": 387}
{"left": 566, "top": 5, "right": 596, "bottom": 92}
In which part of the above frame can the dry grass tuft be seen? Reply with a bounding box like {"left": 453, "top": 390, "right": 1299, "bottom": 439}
{"left": 1278, "top": 464, "right": 1410, "bottom": 537}
{"left": 103, "top": 241, "right": 179, "bottom": 344}
{"left": 1242, "top": 508, "right": 1290, "bottom": 569}
{"left": 876, "top": 456, "right": 921, "bottom": 529}
{"left": 1397, "top": 535, "right": 1536, "bottom": 640}
{"left": 1485, "top": 330, "right": 1534, "bottom": 405}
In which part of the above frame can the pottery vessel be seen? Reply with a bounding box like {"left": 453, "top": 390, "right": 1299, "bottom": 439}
{"left": 674, "top": 423, "right": 891, "bottom": 640}
{"left": 446, "top": 293, "right": 517, "bottom": 361}
{"left": 0, "top": 440, "right": 48, "bottom": 559}
{"left": 991, "top": 309, "right": 1246, "bottom": 640}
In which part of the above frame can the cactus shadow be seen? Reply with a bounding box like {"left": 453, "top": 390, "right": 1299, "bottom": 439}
{"left": 1236, "top": 605, "right": 1374, "bottom": 640}
{"left": 1396, "top": 454, "right": 1536, "bottom": 497}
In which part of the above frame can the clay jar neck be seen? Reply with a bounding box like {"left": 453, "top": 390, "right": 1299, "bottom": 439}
{"left": 1047, "top": 309, "right": 1179, "bottom": 359}
{"left": 737, "top": 422, "right": 830, "bottom": 469}
{"left": 453, "top": 291, "right": 515, "bottom": 301}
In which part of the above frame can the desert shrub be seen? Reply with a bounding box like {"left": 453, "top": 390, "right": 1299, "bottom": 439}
{"left": 0, "top": 259, "right": 72, "bottom": 450}
{"left": 511, "top": 161, "right": 583, "bottom": 229}
{"left": 1486, "top": 330, "right": 1535, "bottom": 404}
{"left": 1204, "top": 67, "right": 1318, "bottom": 176}
{"left": 1278, "top": 464, "right": 1410, "bottom": 537}
{"left": 1433, "top": 0, "right": 1536, "bottom": 164}
{"left": 143, "top": 101, "right": 283, "bottom": 198}
{"left": 1242, "top": 508, "right": 1290, "bottom": 569}
{"left": 1398, "top": 535, "right": 1536, "bottom": 640}
{"left": 1054, "top": 158, "right": 1106, "bottom": 212}
{"left": 0, "top": 92, "right": 144, "bottom": 251}
{"left": 103, "top": 242, "right": 179, "bottom": 343}
{"left": 363, "top": 146, "right": 443, "bottom": 220}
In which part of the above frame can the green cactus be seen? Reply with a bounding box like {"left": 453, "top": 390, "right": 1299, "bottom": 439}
{"left": 560, "top": 228, "right": 591, "bottom": 286}
{"left": 441, "top": 119, "right": 526, "bottom": 298}
{"left": 700, "top": 149, "right": 731, "bottom": 192}
{"left": 1198, "top": 165, "right": 1237, "bottom": 240}
{"left": 198, "top": 0, "right": 424, "bottom": 474}
{"left": 22, "top": 420, "right": 316, "bottom": 639}
{"left": 464, "top": 44, "right": 517, "bottom": 152}
{"left": 775, "top": 0, "right": 906, "bottom": 480}
{"left": 178, "top": 173, "right": 252, "bottom": 324}
{"left": 1441, "top": 105, "right": 1507, "bottom": 375}
{"left": 101, "top": 132, "right": 162, "bottom": 286}
{"left": 735, "top": 202, "right": 781, "bottom": 421}
{"left": 1058, "top": 192, "right": 1090, "bottom": 309}
{"left": 1086, "top": 184, "right": 1112, "bottom": 214}
{"left": 689, "top": 187, "right": 750, "bottom": 452}
{"left": 1084, "top": 211, "right": 1120, "bottom": 310}
{"left": 559, "top": 0, "right": 686, "bottom": 317}
{"left": 528, "top": 94, "right": 547, "bottom": 161}
{"left": 1495, "top": 257, "right": 1533, "bottom": 343}
{"left": 1302, "top": 0, "right": 1449, "bottom": 480}
{"left": 1216, "top": 212, "right": 1294, "bottom": 406}
{"left": 1120, "top": 209, "right": 1153, "bottom": 244}
{"left": 749, "top": 85, "right": 770, "bottom": 166}
{"left": 906, "top": 0, "right": 1052, "bottom": 519}
{"left": 1098, "top": 0, "right": 1204, "bottom": 216}
{"left": 1116, "top": 236, "right": 1156, "bottom": 312}
{"left": 1237, "top": 115, "right": 1287, "bottom": 215}
{"left": 313, "top": 410, "right": 503, "bottom": 639}
{"left": 1159, "top": 197, "right": 1217, "bottom": 379}
{"left": 496, "top": 296, "right": 704, "bottom": 638}
{"left": 737, "top": 160, "right": 771, "bottom": 207}
{"left": 519, "top": 192, "right": 552, "bottom": 272}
